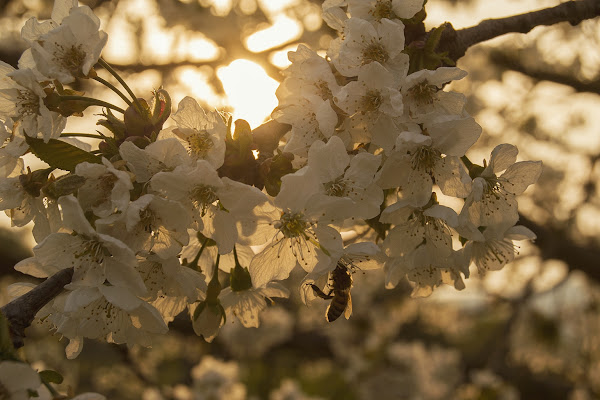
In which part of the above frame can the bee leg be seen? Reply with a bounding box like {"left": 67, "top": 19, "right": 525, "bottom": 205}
{"left": 309, "top": 284, "right": 334, "bottom": 300}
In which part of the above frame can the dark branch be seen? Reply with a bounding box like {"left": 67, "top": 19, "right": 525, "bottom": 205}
{"left": 489, "top": 50, "right": 600, "bottom": 94}
{"left": 0, "top": 268, "right": 73, "bottom": 349}
{"left": 440, "top": 0, "right": 600, "bottom": 62}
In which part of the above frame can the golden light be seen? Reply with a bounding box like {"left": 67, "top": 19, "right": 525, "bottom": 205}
{"left": 175, "top": 33, "right": 221, "bottom": 62}
{"left": 245, "top": 16, "right": 303, "bottom": 53}
{"left": 103, "top": 17, "right": 138, "bottom": 64}
{"left": 269, "top": 45, "right": 298, "bottom": 69}
{"left": 176, "top": 66, "right": 224, "bottom": 108}
{"left": 216, "top": 60, "right": 279, "bottom": 129}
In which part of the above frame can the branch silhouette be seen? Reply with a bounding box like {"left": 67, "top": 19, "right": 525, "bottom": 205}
{"left": 439, "top": 0, "right": 600, "bottom": 62}
{"left": 1, "top": 268, "right": 73, "bottom": 348}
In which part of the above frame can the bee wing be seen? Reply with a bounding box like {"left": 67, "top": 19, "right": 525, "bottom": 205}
{"left": 344, "top": 292, "right": 352, "bottom": 320}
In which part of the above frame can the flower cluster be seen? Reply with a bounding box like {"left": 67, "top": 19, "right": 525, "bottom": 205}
{"left": 1, "top": 0, "right": 541, "bottom": 358}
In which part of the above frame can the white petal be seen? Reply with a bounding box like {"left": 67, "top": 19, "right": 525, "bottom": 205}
{"left": 99, "top": 285, "right": 142, "bottom": 311}
{"left": 489, "top": 144, "right": 518, "bottom": 173}
{"left": 307, "top": 136, "right": 349, "bottom": 183}
{"left": 58, "top": 195, "right": 96, "bottom": 236}
{"left": 249, "top": 239, "right": 298, "bottom": 287}
{"left": 505, "top": 225, "right": 536, "bottom": 241}
{"left": 501, "top": 160, "right": 542, "bottom": 195}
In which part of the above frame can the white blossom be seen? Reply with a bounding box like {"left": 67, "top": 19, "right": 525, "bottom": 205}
{"left": 249, "top": 167, "right": 351, "bottom": 287}
{"left": 0, "top": 361, "right": 52, "bottom": 400}
{"left": 33, "top": 195, "right": 146, "bottom": 295}
{"left": 0, "top": 120, "right": 27, "bottom": 178}
{"left": 0, "top": 63, "right": 66, "bottom": 141}
{"left": 51, "top": 285, "right": 168, "bottom": 354}
{"left": 151, "top": 160, "right": 274, "bottom": 253}
{"left": 347, "top": 0, "right": 425, "bottom": 21}
{"left": 401, "top": 67, "right": 468, "bottom": 122}
{"left": 464, "top": 224, "right": 536, "bottom": 275}
{"left": 334, "top": 61, "right": 404, "bottom": 152}
{"left": 30, "top": 6, "right": 108, "bottom": 83}
{"left": 273, "top": 95, "right": 338, "bottom": 159}
{"left": 460, "top": 144, "right": 543, "bottom": 228}
{"left": 136, "top": 253, "right": 206, "bottom": 322}
{"left": 160, "top": 96, "right": 227, "bottom": 169}
{"left": 75, "top": 158, "right": 133, "bottom": 218}
{"left": 333, "top": 17, "right": 409, "bottom": 79}
{"left": 97, "top": 194, "right": 190, "bottom": 259}
{"left": 220, "top": 281, "right": 289, "bottom": 328}
{"left": 119, "top": 138, "right": 191, "bottom": 183}
{"left": 377, "top": 116, "right": 480, "bottom": 206}
{"left": 306, "top": 136, "right": 383, "bottom": 221}
{"left": 277, "top": 44, "right": 341, "bottom": 105}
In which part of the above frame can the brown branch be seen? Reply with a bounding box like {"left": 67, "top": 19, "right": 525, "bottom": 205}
{"left": 0, "top": 268, "right": 73, "bottom": 349}
{"left": 489, "top": 50, "right": 600, "bottom": 94}
{"left": 439, "top": 0, "right": 600, "bottom": 63}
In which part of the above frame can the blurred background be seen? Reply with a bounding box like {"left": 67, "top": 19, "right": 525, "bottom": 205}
{"left": 1, "top": 0, "right": 600, "bottom": 399}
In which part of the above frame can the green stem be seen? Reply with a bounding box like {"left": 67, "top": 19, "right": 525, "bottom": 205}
{"left": 93, "top": 75, "right": 132, "bottom": 106}
{"left": 213, "top": 253, "right": 220, "bottom": 280}
{"left": 97, "top": 58, "right": 144, "bottom": 113}
{"left": 42, "top": 381, "right": 59, "bottom": 397}
{"left": 186, "top": 237, "right": 209, "bottom": 273}
{"left": 59, "top": 95, "right": 125, "bottom": 114}
{"left": 61, "top": 133, "right": 105, "bottom": 139}
{"left": 460, "top": 155, "right": 473, "bottom": 170}
{"left": 232, "top": 245, "right": 240, "bottom": 267}
{"left": 198, "top": 238, "right": 209, "bottom": 260}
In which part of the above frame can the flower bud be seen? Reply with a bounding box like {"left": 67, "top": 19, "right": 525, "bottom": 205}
{"left": 124, "top": 99, "right": 153, "bottom": 139}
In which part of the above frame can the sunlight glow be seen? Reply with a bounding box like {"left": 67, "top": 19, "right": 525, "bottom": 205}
{"left": 176, "top": 66, "right": 223, "bottom": 108}
{"left": 103, "top": 17, "right": 138, "bottom": 64}
{"left": 245, "top": 16, "right": 303, "bottom": 52}
{"left": 176, "top": 33, "right": 221, "bottom": 62}
{"left": 217, "top": 60, "right": 279, "bottom": 128}
{"left": 269, "top": 45, "right": 298, "bottom": 68}
{"left": 258, "top": 0, "right": 299, "bottom": 14}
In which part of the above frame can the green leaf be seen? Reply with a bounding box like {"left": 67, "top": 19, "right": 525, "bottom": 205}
{"left": 39, "top": 369, "right": 64, "bottom": 384}
{"left": 25, "top": 136, "right": 102, "bottom": 172}
{"left": 0, "top": 313, "right": 17, "bottom": 361}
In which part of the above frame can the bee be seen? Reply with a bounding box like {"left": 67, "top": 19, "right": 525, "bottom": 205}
{"left": 309, "top": 261, "right": 354, "bottom": 322}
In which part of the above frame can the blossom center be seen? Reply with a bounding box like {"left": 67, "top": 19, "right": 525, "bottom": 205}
{"left": 478, "top": 238, "right": 517, "bottom": 270}
{"left": 190, "top": 184, "right": 218, "bottom": 216}
{"left": 409, "top": 145, "right": 441, "bottom": 173}
{"left": 408, "top": 81, "right": 438, "bottom": 106}
{"left": 276, "top": 211, "right": 309, "bottom": 238}
{"left": 52, "top": 43, "right": 86, "bottom": 77}
{"left": 361, "top": 89, "right": 383, "bottom": 113}
{"left": 362, "top": 42, "right": 389, "bottom": 66}
{"left": 16, "top": 89, "right": 40, "bottom": 117}
{"left": 325, "top": 177, "right": 347, "bottom": 197}
{"left": 371, "top": 0, "right": 395, "bottom": 20}
{"left": 187, "top": 131, "right": 214, "bottom": 158}
{"left": 139, "top": 208, "right": 158, "bottom": 236}
{"left": 76, "top": 237, "right": 108, "bottom": 264}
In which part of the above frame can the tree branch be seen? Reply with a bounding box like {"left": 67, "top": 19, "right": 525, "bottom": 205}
{"left": 489, "top": 50, "right": 600, "bottom": 94}
{"left": 0, "top": 268, "right": 73, "bottom": 349}
{"left": 439, "top": 0, "right": 600, "bottom": 63}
